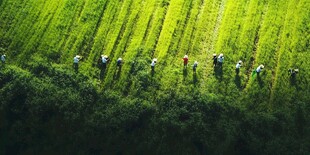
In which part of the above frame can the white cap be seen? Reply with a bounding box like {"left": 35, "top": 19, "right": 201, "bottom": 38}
{"left": 104, "top": 55, "right": 108, "bottom": 58}
{"left": 184, "top": 55, "right": 188, "bottom": 58}
{"left": 219, "top": 53, "right": 223, "bottom": 57}
{"left": 213, "top": 54, "right": 216, "bottom": 56}
{"left": 76, "top": 55, "right": 81, "bottom": 58}
{"left": 260, "top": 65, "right": 264, "bottom": 69}
{"left": 153, "top": 58, "right": 157, "bottom": 62}
{"left": 194, "top": 61, "right": 198, "bottom": 64}
{"left": 238, "top": 60, "right": 242, "bottom": 64}
{"left": 118, "top": 58, "right": 122, "bottom": 61}
{"left": 101, "top": 55, "right": 104, "bottom": 57}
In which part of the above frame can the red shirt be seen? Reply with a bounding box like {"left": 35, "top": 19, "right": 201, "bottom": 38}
{"left": 183, "top": 58, "right": 188, "bottom": 64}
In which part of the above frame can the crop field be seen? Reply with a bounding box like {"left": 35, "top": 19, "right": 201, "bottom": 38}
{"left": 0, "top": 0, "right": 309, "bottom": 154}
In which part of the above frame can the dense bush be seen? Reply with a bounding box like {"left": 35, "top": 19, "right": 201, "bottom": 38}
{"left": 0, "top": 65, "right": 309, "bottom": 154}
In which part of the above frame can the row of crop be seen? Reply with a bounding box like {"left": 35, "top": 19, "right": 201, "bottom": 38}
{"left": 102, "top": 0, "right": 148, "bottom": 90}
{"left": 244, "top": 0, "right": 290, "bottom": 107}
{"left": 117, "top": 0, "right": 169, "bottom": 97}
{"left": 35, "top": 0, "right": 89, "bottom": 64}
{"left": 154, "top": 0, "right": 185, "bottom": 61}
{"left": 3, "top": 0, "right": 46, "bottom": 59}
{"left": 15, "top": 0, "right": 62, "bottom": 64}
{"left": 237, "top": 0, "right": 266, "bottom": 91}
{"left": 59, "top": 0, "right": 108, "bottom": 65}
{"left": 0, "top": 0, "right": 29, "bottom": 38}
{"left": 202, "top": 0, "right": 248, "bottom": 96}
{"left": 197, "top": 0, "right": 227, "bottom": 92}
{"left": 108, "top": 0, "right": 181, "bottom": 94}
{"left": 160, "top": 0, "right": 215, "bottom": 94}
{"left": 85, "top": 0, "right": 123, "bottom": 74}
{"left": 154, "top": 0, "right": 196, "bottom": 91}
{"left": 270, "top": 0, "right": 310, "bottom": 106}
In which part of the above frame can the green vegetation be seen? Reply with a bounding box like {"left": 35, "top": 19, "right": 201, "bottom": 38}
{"left": 0, "top": 0, "right": 309, "bottom": 154}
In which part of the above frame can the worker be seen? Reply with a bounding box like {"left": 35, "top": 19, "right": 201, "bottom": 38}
{"left": 73, "top": 55, "right": 81, "bottom": 72}
{"left": 1, "top": 54, "right": 6, "bottom": 64}
{"left": 218, "top": 53, "right": 224, "bottom": 68}
{"left": 117, "top": 58, "right": 122, "bottom": 67}
{"left": 235, "top": 60, "right": 242, "bottom": 75}
{"left": 193, "top": 61, "right": 198, "bottom": 72}
{"left": 212, "top": 54, "right": 217, "bottom": 67}
{"left": 183, "top": 55, "right": 189, "bottom": 68}
{"left": 102, "top": 55, "right": 108, "bottom": 69}
{"left": 256, "top": 64, "right": 264, "bottom": 75}
{"left": 151, "top": 58, "right": 157, "bottom": 71}
{"left": 288, "top": 68, "right": 298, "bottom": 77}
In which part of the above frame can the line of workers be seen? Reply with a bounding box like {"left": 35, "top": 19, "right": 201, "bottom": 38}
{"left": 72, "top": 53, "right": 298, "bottom": 78}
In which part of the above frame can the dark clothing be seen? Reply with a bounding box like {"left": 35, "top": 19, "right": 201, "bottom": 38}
{"left": 236, "top": 68, "right": 240, "bottom": 75}
{"left": 117, "top": 60, "right": 122, "bottom": 67}
{"left": 151, "top": 66, "right": 155, "bottom": 71}
{"left": 102, "top": 63, "right": 107, "bottom": 69}
{"left": 193, "top": 64, "right": 197, "bottom": 72}
{"left": 73, "top": 63, "right": 78, "bottom": 73}
{"left": 213, "top": 56, "right": 217, "bottom": 66}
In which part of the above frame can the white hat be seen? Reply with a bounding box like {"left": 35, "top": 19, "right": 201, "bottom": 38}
{"left": 194, "top": 61, "right": 198, "bottom": 64}
{"left": 101, "top": 55, "right": 104, "bottom": 57}
{"left": 118, "top": 58, "right": 122, "bottom": 61}
{"left": 76, "top": 55, "right": 81, "bottom": 58}
{"left": 104, "top": 55, "right": 108, "bottom": 58}
{"left": 153, "top": 58, "right": 157, "bottom": 62}
{"left": 219, "top": 53, "right": 223, "bottom": 57}
{"left": 238, "top": 60, "right": 242, "bottom": 64}
{"left": 213, "top": 54, "right": 216, "bottom": 56}
{"left": 184, "top": 55, "right": 188, "bottom": 58}
{"left": 260, "top": 65, "right": 264, "bottom": 69}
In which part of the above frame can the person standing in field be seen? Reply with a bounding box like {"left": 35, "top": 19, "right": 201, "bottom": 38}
{"left": 288, "top": 68, "right": 298, "bottom": 78}
{"left": 212, "top": 54, "right": 217, "bottom": 67}
{"left": 151, "top": 58, "right": 157, "bottom": 71}
{"left": 73, "top": 55, "right": 81, "bottom": 73}
{"left": 1, "top": 54, "right": 6, "bottom": 64}
{"left": 183, "top": 55, "right": 189, "bottom": 68}
{"left": 117, "top": 58, "right": 122, "bottom": 67}
{"left": 102, "top": 55, "right": 109, "bottom": 69}
{"left": 235, "top": 60, "right": 242, "bottom": 75}
{"left": 193, "top": 61, "right": 198, "bottom": 72}
{"left": 218, "top": 53, "right": 224, "bottom": 68}
{"left": 256, "top": 64, "right": 264, "bottom": 75}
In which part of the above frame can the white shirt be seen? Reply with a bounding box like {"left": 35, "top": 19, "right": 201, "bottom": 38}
{"left": 218, "top": 56, "right": 224, "bottom": 63}
{"left": 151, "top": 61, "right": 156, "bottom": 66}
{"left": 73, "top": 56, "right": 79, "bottom": 63}
{"left": 1, "top": 55, "right": 5, "bottom": 62}
{"left": 102, "top": 57, "right": 107, "bottom": 63}
{"left": 256, "top": 66, "right": 262, "bottom": 72}
{"left": 236, "top": 63, "right": 241, "bottom": 69}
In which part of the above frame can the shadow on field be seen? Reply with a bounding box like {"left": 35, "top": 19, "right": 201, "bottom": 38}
{"left": 257, "top": 74, "right": 264, "bottom": 88}
{"left": 193, "top": 72, "right": 198, "bottom": 86}
{"left": 234, "top": 75, "right": 242, "bottom": 89}
{"left": 114, "top": 66, "right": 122, "bottom": 80}
{"left": 100, "top": 68, "right": 106, "bottom": 80}
{"left": 183, "top": 68, "right": 188, "bottom": 81}
{"left": 214, "top": 67, "right": 223, "bottom": 81}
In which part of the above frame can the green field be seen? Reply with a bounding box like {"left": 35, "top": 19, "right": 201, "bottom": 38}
{"left": 0, "top": 0, "right": 309, "bottom": 154}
